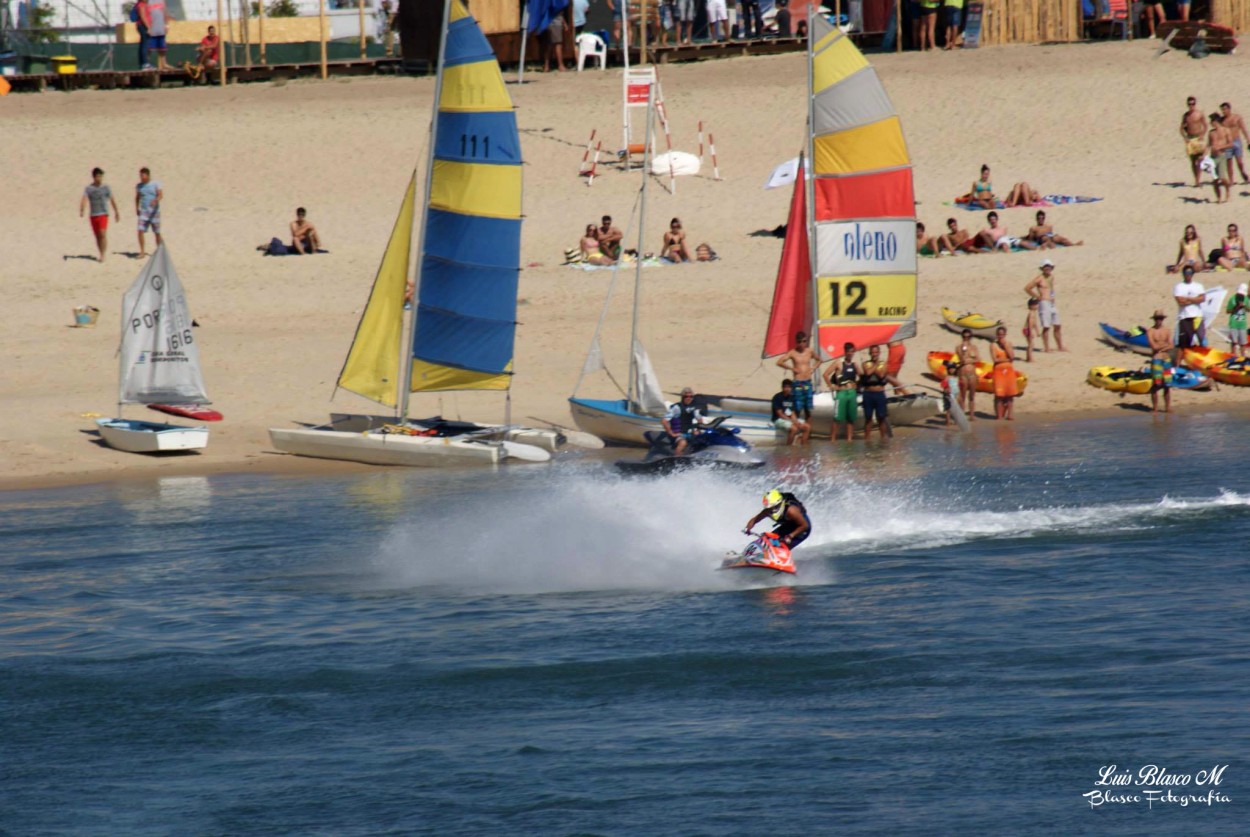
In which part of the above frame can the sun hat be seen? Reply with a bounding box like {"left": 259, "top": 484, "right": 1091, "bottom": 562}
{"left": 1153, "top": 310, "right": 1167, "bottom": 319}
{"left": 1039, "top": 259, "right": 1055, "bottom": 268}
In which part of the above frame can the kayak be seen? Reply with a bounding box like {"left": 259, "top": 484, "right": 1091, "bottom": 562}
{"left": 1182, "top": 347, "right": 1250, "bottom": 386}
{"left": 1099, "top": 323, "right": 1153, "bottom": 356}
{"left": 927, "top": 351, "right": 1029, "bottom": 395}
{"left": 940, "top": 307, "right": 1002, "bottom": 341}
{"left": 1086, "top": 365, "right": 1209, "bottom": 394}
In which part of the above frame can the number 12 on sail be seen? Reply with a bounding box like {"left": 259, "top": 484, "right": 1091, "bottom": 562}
{"left": 820, "top": 276, "right": 915, "bottom": 320}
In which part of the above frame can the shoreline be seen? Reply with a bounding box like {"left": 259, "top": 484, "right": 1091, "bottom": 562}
{"left": 4, "top": 399, "right": 1244, "bottom": 495}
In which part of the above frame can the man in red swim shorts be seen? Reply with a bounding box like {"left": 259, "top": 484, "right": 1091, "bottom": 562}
{"left": 79, "top": 167, "right": 121, "bottom": 262}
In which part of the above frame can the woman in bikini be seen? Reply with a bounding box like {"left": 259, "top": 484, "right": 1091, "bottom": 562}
{"left": 991, "top": 326, "right": 1019, "bottom": 421}
{"left": 1174, "top": 224, "right": 1205, "bottom": 273}
{"left": 580, "top": 224, "right": 614, "bottom": 266}
{"left": 955, "top": 329, "right": 979, "bottom": 419}
{"left": 661, "top": 217, "right": 693, "bottom": 263}
{"left": 1217, "top": 224, "right": 1247, "bottom": 271}
{"left": 967, "top": 165, "right": 996, "bottom": 209}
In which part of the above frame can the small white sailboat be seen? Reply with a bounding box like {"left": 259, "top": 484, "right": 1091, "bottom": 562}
{"left": 97, "top": 244, "right": 212, "bottom": 453}
{"left": 268, "top": 0, "right": 556, "bottom": 467}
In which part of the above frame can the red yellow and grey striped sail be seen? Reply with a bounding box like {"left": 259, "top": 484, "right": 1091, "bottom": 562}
{"left": 410, "top": 0, "right": 522, "bottom": 392}
{"left": 808, "top": 15, "right": 916, "bottom": 359}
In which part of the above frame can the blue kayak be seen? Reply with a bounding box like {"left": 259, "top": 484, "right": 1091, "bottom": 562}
{"left": 1099, "top": 323, "right": 1153, "bottom": 356}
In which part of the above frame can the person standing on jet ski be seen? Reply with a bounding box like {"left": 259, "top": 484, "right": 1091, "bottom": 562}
{"left": 744, "top": 489, "right": 811, "bottom": 549}
{"left": 663, "top": 386, "right": 706, "bottom": 455}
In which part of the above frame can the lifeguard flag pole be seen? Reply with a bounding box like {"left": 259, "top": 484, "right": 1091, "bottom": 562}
{"left": 319, "top": 0, "right": 328, "bottom": 79}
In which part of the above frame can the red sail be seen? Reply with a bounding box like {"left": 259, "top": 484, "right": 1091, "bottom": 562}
{"left": 762, "top": 161, "right": 812, "bottom": 358}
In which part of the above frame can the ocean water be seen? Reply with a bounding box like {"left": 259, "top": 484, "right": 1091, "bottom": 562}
{"left": 2, "top": 414, "right": 1247, "bottom": 835}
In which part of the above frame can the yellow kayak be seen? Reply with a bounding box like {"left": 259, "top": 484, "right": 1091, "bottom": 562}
{"left": 940, "top": 307, "right": 1002, "bottom": 341}
{"left": 1087, "top": 366, "right": 1152, "bottom": 395}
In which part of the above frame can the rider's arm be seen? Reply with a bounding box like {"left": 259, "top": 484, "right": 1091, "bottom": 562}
{"left": 745, "top": 510, "right": 767, "bottom": 532}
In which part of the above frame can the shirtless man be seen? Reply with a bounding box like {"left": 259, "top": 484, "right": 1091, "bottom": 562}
{"left": 974, "top": 212, "right": 1035, "bottom": 252}
{"left": 1146, "top": 310, "right": 1173, "bottom": 414}
{"left": 290, "top": 207, "right": 321, "bottom": 254}
{"left": 1207, "top": 113, "right": 1234, "bottom": 204}
{"left": 1022, "top": 259, "right": 1066, "bottom": 352}
{"left": 1181, "top": 96, "right": 1208, "bottom": 188}
{"left": 776, "top": 331, "right": 822, "bottom": 422}
{"left": 1026, "top": 210, "right": 1083, "bottom": 249}
{"left": 1219, "top": 102, "right": 1250, "bottom": 184}
{"left": 954, "top": 328, "right": 979, "bottom": 419}
{"left": 916, "top": 222, "right": 939, "bottom": 257}
{"left": 596, "top": 214, "right": 623, "bottom": 259}
{"left": 937, "top": 217, "right": 971, "bottom": 255}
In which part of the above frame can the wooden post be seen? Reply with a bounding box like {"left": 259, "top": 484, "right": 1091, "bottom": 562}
{"left": 319, "top": 0, "right": 328, "bottom": 79}
{"left": 896, "top": 0, "right": 902, "bottom": 52}
{"left": 217, "top": 0, "right": 226, "bottom": 85}
{"left": 259, "top": 0, "right": 266, "bottom": 65}
{"left": 640, "top": 0, "right": 647, "bottom": 64}
{"left": 359, "top": 0, "right": 366, "bottom": 59}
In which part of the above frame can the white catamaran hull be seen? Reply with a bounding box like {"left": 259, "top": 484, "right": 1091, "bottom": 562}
{"left": 328, "top": 413, "right": 564, "bottom": 453}
{"left": 97, "top": 418, "right": 209, "bottom": 453}
{"left": 707, "top": 391, "right": 943, "bottom": 435}
{"left": 569, "top": 398, "right": 785, "bottom": 448}
{"left": 268, "top": 427, "right": 508, "bottom": 467}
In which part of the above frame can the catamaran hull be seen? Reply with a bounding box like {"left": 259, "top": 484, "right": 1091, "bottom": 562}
{"left": 268, "top": 427, "right": 504, "bottom": 467}
{"left": 569, "top": 398, "right": 785, "bottom": 448}
{"left": 706, "top": 392, "right": 943, "bottom": 435}
{"left": 328, "top": 413, "right": 564, "bottom": 453}
{"left": 96, "top": 418, "right": 209, "bottom": 453}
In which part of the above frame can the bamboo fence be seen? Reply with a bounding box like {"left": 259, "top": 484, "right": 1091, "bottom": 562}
{"left": 977, "top": 0, "right": 1083, "bottom": 46}
{"left": 1210, "top": 0, "right": 1249, "bottom": 34}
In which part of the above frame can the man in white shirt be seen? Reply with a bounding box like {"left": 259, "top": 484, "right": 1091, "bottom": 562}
{"left": 1172, "top": 265, "right": 1206, "bottom": 362}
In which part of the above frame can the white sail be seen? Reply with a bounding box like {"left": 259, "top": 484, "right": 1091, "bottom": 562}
{"left": 631, "top": 339, "right": 667, "bottom": 416}
{"left": 117, "top": 245, "right": 209, "bottom": 405}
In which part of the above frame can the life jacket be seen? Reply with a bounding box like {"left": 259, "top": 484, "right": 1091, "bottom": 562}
{"left": 835, "top": 358, "right": 858, "bottom": 387}
{"left": 671, "top": 401, "right": 700, "bottom": 433}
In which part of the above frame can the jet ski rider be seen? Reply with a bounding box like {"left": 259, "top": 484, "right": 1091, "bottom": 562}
{"left": 663, "top": 386, "right": 706, "bottom": 455}
{"left": 744, "top": 489, "right": 811, "bottom": 549}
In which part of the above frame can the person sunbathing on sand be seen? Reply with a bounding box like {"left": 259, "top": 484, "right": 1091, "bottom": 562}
{"left": 1026, "top": 210, "right": 1082, "bottom": 248}
{"left": 937, "top": 218, "right": 973, "bottom": 254}
{"left": 661, "top": 217, "right": 693, "bottom": 262}
{"left": 580, "top": 224, "right": 614, "bottom": 265}
{"left": 1003, "top": 181, "right": 1041, "bottom": 207}
{"left": 290, "top": 207, "right": 321, "bottom": 254}
{"left": 975, "top": 212, "right": 1037, "bottom": 252}
{"left": 916, "top": 222, "right": 939, "bottom": 257}
{"left": 966, "top": 164, "right": 997, "bottom": 209}
{"left": 1173, "top": 224, "right": 1206, "bottom": 272}
{"left": 1218, "top": 223, "right": 1247, "bottom": 270}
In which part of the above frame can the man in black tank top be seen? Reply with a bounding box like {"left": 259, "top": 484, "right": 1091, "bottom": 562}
{"left": 745, "top": 489, "right": 811, "bottom": 549}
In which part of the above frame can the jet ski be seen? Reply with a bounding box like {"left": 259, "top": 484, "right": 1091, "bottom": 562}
{"left": 720, "top": 531, "right": 796, "bottom": 576}
{"left": 614, "top": 416, "right": 766, "bottom": 475}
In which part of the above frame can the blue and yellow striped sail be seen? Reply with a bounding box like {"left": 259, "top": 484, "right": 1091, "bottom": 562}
{"left": 410, "top": 0, "right": 522, "bottom": 393}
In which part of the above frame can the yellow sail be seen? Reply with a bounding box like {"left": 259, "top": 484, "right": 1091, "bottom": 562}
{"left": 336, "top": 171, "right": 417, "bottom": 407}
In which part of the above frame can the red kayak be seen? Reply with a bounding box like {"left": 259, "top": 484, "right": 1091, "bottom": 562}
{"left": 147, "top": 404, "right": 224, "bottom": 422}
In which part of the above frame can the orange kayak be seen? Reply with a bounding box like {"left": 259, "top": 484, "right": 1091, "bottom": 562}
{"left": 928, "top": 351, "right": 1029, "bottom": 395}
{"left": 1182, "top": 347, "right": 1250, "bottom": 385}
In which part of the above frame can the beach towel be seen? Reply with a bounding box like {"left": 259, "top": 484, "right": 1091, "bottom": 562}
{"left": 566, "top": 255, "right": 668, "bottom": 271}
{"left": 949, "top": 195, "right": 1103, "bottom": 211}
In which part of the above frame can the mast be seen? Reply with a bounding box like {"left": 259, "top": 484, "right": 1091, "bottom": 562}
{"left": 625, "top": 89, "right": 655, "bottom": 411}
{"left": 400, "top": 0, "right": 454, "bottom": 418}
{"left": 804, "top": 21, "right": 820, "bottom": 362}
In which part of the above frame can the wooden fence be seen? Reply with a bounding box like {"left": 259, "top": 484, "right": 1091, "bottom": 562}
{"left": 976, "top": 0, "right": 1083, "bottom": 45}
{"left": 1210, "top": 0, "right": 1250, "bottom": 33}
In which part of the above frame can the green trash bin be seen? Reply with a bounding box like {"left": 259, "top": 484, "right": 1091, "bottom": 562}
{"left": 24, "top": 55, "right": 50, "bottom": 74}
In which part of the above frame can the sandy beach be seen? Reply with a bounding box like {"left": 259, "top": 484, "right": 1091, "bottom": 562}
{"left": 4, "top": 40, "right": 1250, "bottom": 491}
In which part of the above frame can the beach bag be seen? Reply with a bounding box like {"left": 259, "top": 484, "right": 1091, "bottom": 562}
{"left": 128, "top": 3, "right": 139, "bottom": 22}
{"left": 563, "top": 247, "right": 583, "bottom": 264}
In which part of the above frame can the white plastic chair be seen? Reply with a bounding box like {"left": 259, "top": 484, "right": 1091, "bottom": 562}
{"left": 576, "top": 33, "right": 607, "bottom": 72}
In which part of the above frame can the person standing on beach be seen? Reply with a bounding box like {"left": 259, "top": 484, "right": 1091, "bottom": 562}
{"left": 1219, "top": 102, "right": 1250, "bottom": 185}
{"left": 1173, "top": 265, "right": 1206, "bottom": 362}
{"left": 1181, "top": 97, "right": 1208, "bottom": 188}
{"left": 135, "top": 167, "right": 162, "bottom": 257}
{"left": 823, "top": 341, "right": 860, "bottom": 442}
{"left": 991, "top": 326, "right": 1018, "bottom": 421}
{"left": 1146, "top": 310, "right": 1173, "bottom": 414}
{"left": 1023, "top": 298, "right": 1041, "bottom": 363}
{"left": 1023, "top": 259, "right": 1065, "bottom": 352}
{"left": 132, "top": 0, "right": 151, "bottom": 69}
{"left": 1207, "top": 113, "right": 1234, "bottom": 204}
{"left": 777, "top": 331, "right": 821, "bottom": 422}
{"left": 955, "top": 329, "right": 979, "bottom": 419}
{"left": 146, "top": 0, "right": 172, "bottom": 71}
{"left": 80, "top": 167, "right": 121, "bottom": 263}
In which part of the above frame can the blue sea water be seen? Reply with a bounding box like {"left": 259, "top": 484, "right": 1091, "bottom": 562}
{"left": 2, "top": 414, "right": 1247, "bottom": 835}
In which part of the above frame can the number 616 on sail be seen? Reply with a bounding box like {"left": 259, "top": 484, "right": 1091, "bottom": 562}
{"left": 819, "top": 275, "right": 915, "bottom": 320}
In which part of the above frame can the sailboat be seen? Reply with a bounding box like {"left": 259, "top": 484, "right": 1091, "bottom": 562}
{"left": 268, "top": 0, "right": 557, "bottom": 467}
{"left": 568, "top": 91, "right": 784, "bottom": 448}
{"left": 96, "top": 244, "right": 213, "bottom": 453}
{"left": 704, "top": 16, "right": 940, "bottom": 433}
